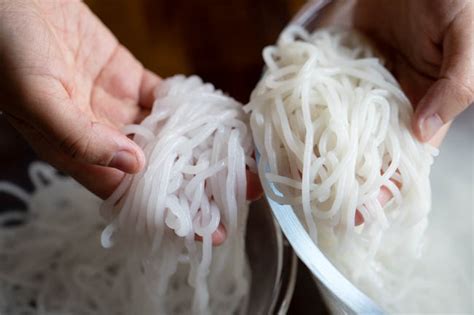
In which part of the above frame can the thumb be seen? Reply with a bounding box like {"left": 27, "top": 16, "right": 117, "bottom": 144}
{"left": 22, "top": 89, "right": 145, "bottom": 174}
{"left": 56, "top": 118, "right": 146, "bottom": 174}
{"left": 413, "top": 7, "right": 474, "bottom": 142}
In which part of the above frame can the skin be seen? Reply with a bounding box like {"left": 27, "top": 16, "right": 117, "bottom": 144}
{"left": 0, "top": 0, "right": 154, "bottom": 198}
{"left": 352, "top": 0, "right": 473, "bottom": 220}
{"left": 354, "top": 0, "right": 473, "bottom": 141}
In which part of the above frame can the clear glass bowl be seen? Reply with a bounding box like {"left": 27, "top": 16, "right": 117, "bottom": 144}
{"left": 268, "top": 1, "right": 472, "bottom": 314}
{"left": 269, "top": 1, "right": 385, "bottom": 314}
{"left": 245, "top": 198, "right": 297, "bottom": 314}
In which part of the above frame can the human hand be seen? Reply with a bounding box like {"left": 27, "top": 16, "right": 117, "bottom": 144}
{"left": 350, "top": 0, "right": 473, "bottom": 223}
{"left": 0, "top": 1, "right": 262, "bottom": 245}
{"left": 306, "top": 0, "right": 472, "bottom": 223}
{"left": 0, "top": 0, "right": 159, "bottom": 198}
{"left": 354, "top": 0, "right": 473, "bottom": 143}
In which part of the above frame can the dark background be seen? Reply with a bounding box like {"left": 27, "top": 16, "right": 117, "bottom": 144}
{"left": 85, "top": 0, "right": 302, "bottom": 102}
{"left": 0, "top": 1, "right": 330, "bottom": 313}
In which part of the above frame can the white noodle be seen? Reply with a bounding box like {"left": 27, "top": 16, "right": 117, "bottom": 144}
{"left": 245, "top": 26, "right": 436, "bottom": 312}
{"left": 0, "top": 165, "right": 134, "bottom": 315}
{"left": 0, "top": 75, "right": 253, "bottom": 315}
{"left": 101, "top": 75, "right": 253, "bottom": 315}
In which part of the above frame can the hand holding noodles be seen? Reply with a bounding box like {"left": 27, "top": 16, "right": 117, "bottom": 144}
{"left": 0, "top": 75, "right": 255, "bottom": 315}
{"left": 100, "top": 75, "right": 255, "bottom": 314}
{"left": 245, "top": 26, "right": 437, "bottom": 311}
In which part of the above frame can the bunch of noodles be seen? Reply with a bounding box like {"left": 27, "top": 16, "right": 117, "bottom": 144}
{"left": 0, "top": 163, "right": 132, "bottom": 315}
{"left": 245, "top": 26, "right": 437, "bottom": 310}
{"left": 0, "top": 76, "right": 254, "bottom": 315}
{"left": 100, "top": 75, "right": 254, "bottom": 315}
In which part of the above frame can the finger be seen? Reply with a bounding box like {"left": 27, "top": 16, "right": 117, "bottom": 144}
{"left": 355, "top": 210, "right": 364, "bottom": 226}
{"left": 195, "top": 224, "right": 227, "bottom": 246}
{"left": 413, "top": 6, "right": 474, "bottom": 142}
{"left": 377, "top": 186, "right": 393, "bottom": 206}
{"left": 139, "top": 69, "right": 162, "bottom": 109}
{"left": 7, "top": 116, "right": 124, "bottom": 198}
{"left": 56, "top": 116, "right": 145, "bottom": 174}
{"left": 392, "top": 53, "right": 434, "bottom": 106}
{"left": 355, "top": 186, "right": 393, "bottom": 226}
{"left": 58, "top": 162, "right": 124, "bottom": 200}
{"left": 355, "top": 117, "right": 450, "bottom": 226}
{"left": 196, "top": 170, "right": 260, "bottom": 246}
{"left": 20, "top": 77, "right": 145, "bottom": 174}
{"left": 89, "top": 46, "right": 155, "bottom": 125}
{"left": 427, "top": 121, "right": 451, "bottom": 148}
{"left": 356, "top": 177, "right": 402, "bottom": 226}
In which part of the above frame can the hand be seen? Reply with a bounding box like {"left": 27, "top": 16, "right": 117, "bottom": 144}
{"left": 197, "top": 170, "right": 262, "bottom": 245}
{"left": 0, "top": 0, "right": 158, "bottom": 199}
{"left": 354, "top": 0, "right": 473, "bottom": 143}
{"left": 350, "top": 0, "right": 473, "bottom": 223}
{"left": 0, "top": 1, "right": 263, "bottom": 246}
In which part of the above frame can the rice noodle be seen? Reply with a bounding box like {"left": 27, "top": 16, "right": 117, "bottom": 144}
{"left": 0, "top": 75, "right": 254, "bottom": 315}
{"left": 245, "top": 26, "right": 437, "bottom": 311}
{"left": 101, "top": 75, "right": 254, "bottom": 315}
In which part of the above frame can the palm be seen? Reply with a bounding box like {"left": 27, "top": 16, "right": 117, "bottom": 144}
{"left": 7, "top": 1, "right": 154, "bottom": 128}
{"left": 353, "top": 2, "right": 443, "bottom": 107}
{"left": 374, "top": 45, "right": 438, "bottom": 110}
{"left": 353, "top": 0, "right": 474, "bottom": 147}
{"left": 1, "top": 0, "right": 159, "bottom": 198}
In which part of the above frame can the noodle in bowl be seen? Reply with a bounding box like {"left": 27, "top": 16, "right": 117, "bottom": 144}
{"left": 245, "top": 26, "right": 438, "bottom": 312}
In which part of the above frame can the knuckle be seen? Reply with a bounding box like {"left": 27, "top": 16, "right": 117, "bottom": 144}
{"left": 58, "top": 129, "right": 93, "bottom": 162}
{"left": 455, "top": 80, "right": 474, "bottom": 106}
{"left": 441, "top": 76, "right": 474, "bottom": 106}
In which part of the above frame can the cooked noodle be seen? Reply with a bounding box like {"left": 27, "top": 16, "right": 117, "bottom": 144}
{"left": 101, "top": 75, "right": 254, "bottom": 315}
{"left": 245, "top": 26, "right": 437, "bottom": 310}
{"left": 0, "top": 75, "right": 254, "bottom": 315}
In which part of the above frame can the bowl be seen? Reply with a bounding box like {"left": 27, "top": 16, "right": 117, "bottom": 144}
{"left": 246, "top": 198, "right": 297, "bottom": 314}
{"left": 270, "top": 1, "right": 473, "bottom": 314}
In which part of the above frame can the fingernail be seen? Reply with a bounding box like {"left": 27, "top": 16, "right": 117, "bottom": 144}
{"left": 420, "top": 114, "right": 443, "bottom": 142}
{"left": 109, "top": 150, "right": 138, "bottom": 173}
